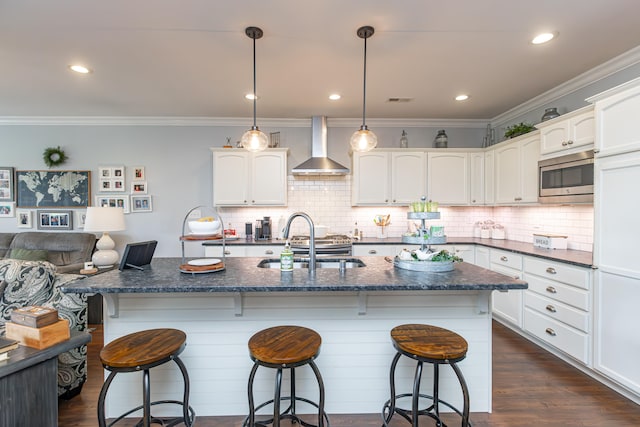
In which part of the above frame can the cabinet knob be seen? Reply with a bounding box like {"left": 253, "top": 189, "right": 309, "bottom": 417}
{"left": 546, "top": 286, "right": 557, "bottom": 294}
{"left": 545, "top": 304, "right": 557, "bottom": 313}
{"left": 545, "top": 267, "right": 557, "bottom": 274}
{"left": 224, "top": 250, "right": 231, "bottom": 255}
{"left": 545, "top": 328, "right": 557, "bottom": 337}
{"left": 393, "top": 199, "right": 396, "bottom": 203}
{"left": 265, "top": 250, "right": 274, "bottom": 255}
{"left": 472, "top": 199, "right": 476, "bottom": 203}
{"left": 562, "top": 141, "right": 568, "bottom": 146}
{"left": 385, "top": 199, "right": 389, "bottom": 203}
{"left": 244, "top": 200, "right": 247, "bottom": 203}
{"left": 369, "top": 249, "right": 377, "bottom": 254}
{"left": 567, "top": 140, "right": 574, "bottom": 145}
{"left": 500, "top": 256, "right": 508, "bottom": 262}
{"left": 251, "top": 200, "right": 255, "bottom": 203}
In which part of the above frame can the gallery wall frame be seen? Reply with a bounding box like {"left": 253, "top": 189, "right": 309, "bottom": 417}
{"left": 16, "top": 170, "right": 91, "bottom": 208}
{"left": 131, "top": 195, "right": 152, "bottom": 212}
{"left": 16, "top": 209, "right": 32, "bottom": 228}
{"left": 98, "top": 166, "right": 125, "bottom": 192}
{"left": 0, "top": 166, "right": 14, "bottom": 201}
{"left": 0, "top": 201, "right": 15, "bottom": 218}
{"left": 95, "top": 195, "right": 130, "bottom": 214}
{"left": 36, "top": 209, "right": 73, "bottom": 230}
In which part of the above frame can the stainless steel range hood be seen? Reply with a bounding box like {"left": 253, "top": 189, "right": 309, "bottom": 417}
{"left": 292, "top": 116, "right": 350, "bottom": 175}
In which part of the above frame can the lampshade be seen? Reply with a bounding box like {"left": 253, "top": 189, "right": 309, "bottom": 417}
{"left": 351, "top": 25, "right": 378, "bottom": 153}
{"left": 242, "top": 26, "right": 268, "bottom": 153}
{"left": 83, "top": 207, "right": 126, "bottom": 232}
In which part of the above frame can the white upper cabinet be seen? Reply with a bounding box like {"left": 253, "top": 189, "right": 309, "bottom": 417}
{"left": 537, "top": 106, "right": 594, "bottom": 157}
{"left": 589, "top": 77, "right": 640, "bottom": 157}
{"left": 352, "top": 150, "right": 425, "bottom": 205}
{"left": 470, "top": 151, "right": 485, "bottom": 205}
{"left": 212, "top": 148, "right": 288, "bottom": 206}
{"left": 427, "top": 151, "right": 470, "bottom": 205}
{"left": 495, "top": 132, "right": 540, "bottom": 204}
{"left": 484, "top": 149, "right": 495, "bottom": 205}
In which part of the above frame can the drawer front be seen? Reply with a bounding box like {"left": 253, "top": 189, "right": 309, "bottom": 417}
{"left": 244, "top": 246, "right": 280, "bottom": 257}
{"left": 204, "top": 246, "right": 246, "bottom": 257}
{"left": 524, "top": 308, "right": 589, "bottom": 364}
{"left": 524, "top": 257, "right": 590, "bottom": 290}
{"left": 525, "top": 273, "right": 589, "bottom": 311}
{"left": 490, "top": 249, "right": 523, "bottom": 270}
{"left": 524, "top": 291, "right": 589, "bottom": 332}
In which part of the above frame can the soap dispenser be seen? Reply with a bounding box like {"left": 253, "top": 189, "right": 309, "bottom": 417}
{"left": 280, "top": 240, "right": 293, "bottom": 272}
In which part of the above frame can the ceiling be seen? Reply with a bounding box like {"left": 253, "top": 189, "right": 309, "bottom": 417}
{"left": 2, "top": 0, "right": 640, "bottom": 120}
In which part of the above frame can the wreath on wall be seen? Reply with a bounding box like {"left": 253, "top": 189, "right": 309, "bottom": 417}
{"left": 43, "top": 146, "right": 68, "bottom": 167}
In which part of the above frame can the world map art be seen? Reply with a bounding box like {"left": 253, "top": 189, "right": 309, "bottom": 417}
{"left": 16, "top": 170, "right": 91, "bottom": 208}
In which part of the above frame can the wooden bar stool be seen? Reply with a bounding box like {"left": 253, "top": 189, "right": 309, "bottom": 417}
{"left": 382, "top": 324, "right": 470, "bottom": 427}
{"left": 97, "top": 328, "right": 195, "bottom": 427}
{"left": 243, "top": 325, "right": 330, "bottom": 427}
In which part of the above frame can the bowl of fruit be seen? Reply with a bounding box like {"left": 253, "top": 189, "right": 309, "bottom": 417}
{"left": 188, "top": 217, "right": 221, "bottom": 235}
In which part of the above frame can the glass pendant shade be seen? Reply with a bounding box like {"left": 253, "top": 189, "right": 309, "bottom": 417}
{"left": 350, "top": 126, "right": 378, "bottom": 152}
{"left": 241, "top": 127, "right": 269, "bottom": 152}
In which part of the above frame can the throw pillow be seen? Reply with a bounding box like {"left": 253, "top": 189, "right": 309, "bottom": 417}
{"left": 7, "top": 248, "right": 49, "bottom": 261}
{"left": 0, "top": 280, "right": 5, "bottom": 296}
{"left": 0, "top": 260, "right": 56, "bottom": 322}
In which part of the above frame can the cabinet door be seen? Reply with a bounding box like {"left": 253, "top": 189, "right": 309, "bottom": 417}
{"left": 427, "top": 152, "right": 469, "bottom": 205}
{"left": 520, "top": 135, "right": 541, "bottom": 203}
{"left": 570, "top": 110, "right": 595, "bottom": 149}
{"left": 593, "top": 81, "right": 640, "bottom": 156}
{"left": 491, "top": 264, "right": 523, "bottom": 327}
{"left": 252, "top": 151, "right": 287, "bottom": 205}
{"left": 494, "top": 142, "right": 520, "bottom": 204}
{"left": 391, "top": 151, "right": 426, "bottom": 204}
{"left": 539, "top": 122, "right": 569, "bottom": 155}
{"left": 470, "top": 152, "right": 484, "bottom": 205}
{"left": 352, "top": 152, "right": 389, "bottom": 205}
{"left": 484, "top": 149, "right": 495, "bottom": 204}
{"left": 213, "top": 151, "right": 249, "bottom": 206}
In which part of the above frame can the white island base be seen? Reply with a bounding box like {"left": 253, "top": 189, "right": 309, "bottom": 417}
{"left": 101, "top": 290, "right": 493, "bottom": 419}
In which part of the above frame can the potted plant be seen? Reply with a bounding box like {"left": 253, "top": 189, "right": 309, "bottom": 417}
{"left": 504, "top": 122, "right": 536, "bottom": 139}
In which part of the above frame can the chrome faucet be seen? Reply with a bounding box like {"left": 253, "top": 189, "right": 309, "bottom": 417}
{"left": 282, "top": 212, "right": 316, "bottom": 274}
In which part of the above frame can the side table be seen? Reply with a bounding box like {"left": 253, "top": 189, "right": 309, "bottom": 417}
{"left": 0, "top": 331, "right": 92, "bottom": 426}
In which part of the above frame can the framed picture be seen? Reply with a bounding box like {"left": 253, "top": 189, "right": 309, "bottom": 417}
{"left": 99, "top": 166, "right": 125, "bottom": 192}
{"left": 0, "top": 167, "right": 14, "bottom": 201}
{"left": 94, "top": 195, "right": 130, "bottom": 214}
{"left": 36, "top": 209, "right": 73, "bottom": 230}
{"left": 73, "top": 209, "right": 87, "bottom": 229}
{"left": 16, "top": 170, "right": 91, "bottom": 208}
{"left": 16, "top": 209, "right": 32, "bottom": 228}
{"left": 131, "top": 181, "right": 147, "bottom": 194}
{"left": 132, "top": 166, "right": 145, "bottom": 180}
{"left": 131, "top": 195, "right": 152, "bottom": 212}
{"left": 0, "top": 202, "right": 15, "bottom": 217}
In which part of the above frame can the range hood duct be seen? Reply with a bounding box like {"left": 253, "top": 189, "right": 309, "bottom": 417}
{"left": 292, "top": 116, "right": 350, "bottom": 175}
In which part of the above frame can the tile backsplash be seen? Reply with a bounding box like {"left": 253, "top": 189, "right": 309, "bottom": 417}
{"left": 218, "top": 176, "right": 593, "bottom": 252}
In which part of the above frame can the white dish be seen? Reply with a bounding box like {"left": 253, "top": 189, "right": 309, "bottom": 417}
{"left": 188, "top": 258, "right": 221, "bottom": 266}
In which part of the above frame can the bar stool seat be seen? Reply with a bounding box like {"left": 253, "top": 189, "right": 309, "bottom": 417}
{"left": 244, "top": 325, "right": 330, "bottom": 427}
{"left": 382, "top": 324, "right": 470, "bottom": 427}
{"left": 98, "top": 328, "right": 195, "bottom": 427}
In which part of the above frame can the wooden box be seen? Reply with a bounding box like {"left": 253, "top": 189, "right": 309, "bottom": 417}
{"left": 5, "top": 319, "right": 70, "bottom": 349}
{"left": 10, "top": 306, "right": 59, "bottom": 328}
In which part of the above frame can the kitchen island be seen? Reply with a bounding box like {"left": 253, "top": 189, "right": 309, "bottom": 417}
{"left": 62, "top": 256, "right": 526, "bottom": 419}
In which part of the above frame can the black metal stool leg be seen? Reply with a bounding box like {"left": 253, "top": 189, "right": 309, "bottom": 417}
{"left": 142, "top": 369, "right": 151, "bottom": 427}
{"left": 273, "top": 368, "right": 283, "bottom": 427}
{"left": 173, "top": 355, "right": 194, "bottom": 426}
{"left": 290, "top": 367, "right": 297, "bottom": 416}
{"left": 411, "top": 361, "right": 423, "bottom": 427}
{"left": 382, "top": 352, "right": 402, "bottom": 426}
{"left": 450, "top": 362, "right": 470, "bottom": 427}
{"left": 98, "top": 370, "right": 118, "bottom": 427}
{"left": 433, "top": 364, "right": 441, "bottom": 426}
{"left": 247, "top": 362, "right": 260, "bottom": 427}
{"left": 308, "top": 360, "right": 326, "bottom": 427}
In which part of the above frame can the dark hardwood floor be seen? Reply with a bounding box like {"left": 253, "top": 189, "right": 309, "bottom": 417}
{"left": 58, "top": 321, "right": 640, "bottom": 426}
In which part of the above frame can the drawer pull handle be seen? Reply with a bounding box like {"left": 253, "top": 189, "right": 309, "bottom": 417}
{"left": 545, "top": 328, "right": 557, "bottom": 337}
{"left": 500, "top": 256, "right": 508, "bottom": 262}
{"left": 546, "top": 267, "right": 557, "bottom": 274}
{"left": 546, "top": 305, "right": 557, "bottom": 313}
{"left": 369, "top": 249, "right": 377, "bottom": 254}
{"left": 224, "top": 250, "right": 231, "bottom": 255}
{"left": 546, "top": 286, "right": 557, "bottom": 294}
{"left": 265, "top": 250, "right": 274, "bottom": 255}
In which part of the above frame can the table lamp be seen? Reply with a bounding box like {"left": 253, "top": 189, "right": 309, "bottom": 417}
{"left": 83, "top": 206, "right": 126, "bottom": 268}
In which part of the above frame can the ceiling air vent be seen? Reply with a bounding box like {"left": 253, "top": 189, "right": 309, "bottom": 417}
{"left": 387, "top": 97, "right": 414, "bottom": 103}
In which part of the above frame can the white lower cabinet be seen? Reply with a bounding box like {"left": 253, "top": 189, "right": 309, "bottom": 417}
{"left": 489, "top": 249, "right": 523, "bottom": 327}
{"left": 204, "top": 245, "right": 283, "bottom": 258}
{"left": 522, "top": 257, "right": 591, "bottom": 364}
{"left": 353, "top": 245, "right": 396, "bottom": 257}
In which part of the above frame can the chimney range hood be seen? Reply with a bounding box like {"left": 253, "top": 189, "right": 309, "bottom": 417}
{"left": 292, "top": 116, "right": 350, "bottom": 175}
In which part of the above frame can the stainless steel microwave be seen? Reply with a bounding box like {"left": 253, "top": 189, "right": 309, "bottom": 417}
{"left": 538, "top": 150, "right": 594, "bottom": 204}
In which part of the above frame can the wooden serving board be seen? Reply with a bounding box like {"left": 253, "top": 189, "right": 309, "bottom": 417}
{"left": 180, "top": 234, "right": 223, "bottom": 241}
{"left": 179, "top": 262, "right": 225, "bottom": 273}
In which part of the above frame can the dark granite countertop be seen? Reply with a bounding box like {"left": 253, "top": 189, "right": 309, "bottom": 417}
{"left": 205, "top": 237, "right": 593, "bottom": 268}
{"left": 61, "top": 256, "right": 526, "bottom": 294}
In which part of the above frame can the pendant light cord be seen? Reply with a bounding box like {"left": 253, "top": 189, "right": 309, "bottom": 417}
{"left": 362, "top": 34, "right": 367, "bottom": 129}
{"left": 252, "top": 34, "right": 257, "bottom": 129}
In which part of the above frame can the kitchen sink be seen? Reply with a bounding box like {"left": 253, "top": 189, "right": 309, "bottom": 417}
{"left": 257, "top": 257, "right": 366, "bottom": 269}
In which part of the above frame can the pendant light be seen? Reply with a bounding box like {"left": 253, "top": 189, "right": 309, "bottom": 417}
{"left": 241, "top": 26, "right": 268, "bottom": 152}
{"left": 350, "top": 25, "right": 378, "bottom": 152}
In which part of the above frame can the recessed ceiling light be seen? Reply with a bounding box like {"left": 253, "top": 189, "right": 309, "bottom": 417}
{"left": 68, "top": 64, "right": 91, "bottom": 74}
{"left": 245, "top": 93, "right": 258, "bottom": 100}
{"left": 329, "top": 94, "right": 341, "bottom": 101}
{"left": 531, "top": 32, "right": 556, "bottom": 45}
{"left": 455, "top": 94, "right": 469, "bottom": 101}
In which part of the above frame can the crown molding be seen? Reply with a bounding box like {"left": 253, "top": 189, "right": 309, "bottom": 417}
{"left": 0, "top": 116, "right": 311, "bottom": 127}
{"left": 328, "top": 118, "right": 488, "bottom": 128}
{"left": 491, "top": 45, "right": 640, "bottom": 125}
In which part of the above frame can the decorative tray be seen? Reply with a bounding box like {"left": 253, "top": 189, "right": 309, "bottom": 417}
{"left": 401, "top": 235, "right": 447, "bottom": 245}
{"left": 407, "top": 212, "right": 441, "bottom": 220}
{"left": 179, "top": 261, "right": 225, "bottom": 274}
{"left": 393, "top": 257, "right": 454, "bottom": 272}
